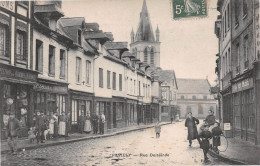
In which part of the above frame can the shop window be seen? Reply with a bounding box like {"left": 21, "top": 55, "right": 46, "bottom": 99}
{"left": 49, "top": 45, "right": 55, "bottom": 76}
{"left": 99, "top": 68, "right": 103, "bottom": 88}
{"left": 198, "top": 104, "right": 203, "bottom": 114}
{"left": 116, "top": 102, "right": 123, "bottom": 120}
{"left": 36, "top": 40, "right": 43, "bottom": 72}
{"left": 71, "top": 100, "right": 78, "bottom": 124}
{"left": 60, "top": 49, "right": 65, "bottom": 78}
{"left": 86, "top": 60, "right": 91, "bottom": 85}
{"left": 76, "top": 57, "right": 82, "bottom": 83}
{"left": 107, "top": 70, "right": 111, "bottom": 89}
{"left": 119, "top": 74, "right": 122, "bottom": 91}
{"left": 56, "top": 94, "right": 65, "bottom": 115}
{"left": 113, "top": 72, "right": 116, "bottom": 90}
{"left": 0, "top": 23, "right": 9, "bottom": 57}
{"left": 16, "top": 30, "right": 26, "bottom": 61}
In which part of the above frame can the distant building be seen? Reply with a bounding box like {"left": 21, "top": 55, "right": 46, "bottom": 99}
{"left": 177, "top": 79, "right": 217, "bottom": 119}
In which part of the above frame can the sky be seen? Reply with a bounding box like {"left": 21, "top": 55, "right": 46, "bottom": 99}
{"left": 62, "top": 0, "right": 219, "bottom": 85}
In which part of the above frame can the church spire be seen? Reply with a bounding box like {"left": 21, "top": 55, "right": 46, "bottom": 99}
{"left": 135, "top": 0, "right": 155, "bottom": 42}
{"left": 131, "top": 27, "right": 135, "bottom": 43}
{"left": 156, "top": 25, "right": 160, "bottom": 42}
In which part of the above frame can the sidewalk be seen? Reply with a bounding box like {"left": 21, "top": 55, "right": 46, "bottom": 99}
{"left": 209, "top": 137, "right": 260, "bottom": 165}
{"left": 1, "top": 122, "right": 172, "bottom": 154}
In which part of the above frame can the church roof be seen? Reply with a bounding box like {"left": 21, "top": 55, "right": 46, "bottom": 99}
{"left": 177, "top": 79, "right": 211, "bottom": 94}
{"left": 135, "top": 0, "right": 155, "bottom": 42}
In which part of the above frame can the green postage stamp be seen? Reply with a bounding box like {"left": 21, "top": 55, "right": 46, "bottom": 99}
{"left": 172, "top": 0, "right": 207, "bottom": 19}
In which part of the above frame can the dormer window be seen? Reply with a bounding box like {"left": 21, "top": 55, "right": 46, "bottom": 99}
{"left": 78, "top": 29, "right": 82, "bottom": 46}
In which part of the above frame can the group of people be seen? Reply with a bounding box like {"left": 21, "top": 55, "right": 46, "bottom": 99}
{"left": 78, "top": 112, "right": 106, "bottom": 135}
{"left": 185, "top": 110, "right": 222, "bottom": 162}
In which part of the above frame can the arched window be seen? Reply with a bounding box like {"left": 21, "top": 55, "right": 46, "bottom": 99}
{"left": 198, "top": 104, "right": 203, "bottom": 114}
{"left": 150, "top": 48, "right": 154, "bottom": 64}
{"left": 144, "top": 47, "right": 148, "bottom": 63}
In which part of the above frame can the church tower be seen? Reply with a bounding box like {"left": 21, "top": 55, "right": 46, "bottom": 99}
{"left": 130, "top": 0, "right": 161, "bottom": 68}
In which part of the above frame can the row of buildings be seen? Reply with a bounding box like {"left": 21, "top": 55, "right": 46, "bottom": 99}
{"left": 215, "top": 0, "right": 260, "bottom": 144}
{"left": 0, "top": 0, "right": 179, "bottom": 139}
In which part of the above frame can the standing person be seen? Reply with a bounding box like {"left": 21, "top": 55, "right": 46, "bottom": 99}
{"left": 66, "top": 112, "right": 71, "bottom": 136}
{"left": 48, "top": 112, "right": 55, "bottom": 139}
{"left": 185, "top": 112, "right": 200, "bottom": 146}
{"left": 205, "top": 110, "right": 216, "bottom": 127}
{"left": 99, "top": 113, "right": 105, "bottom": 135}
{"left": 92, "top": 112, "right": 99, "bottom": 134}
{"left": 78, "top": 111, "right": 85, "bottom": 134}
{"left": 35, "top": 111, "right": 46, "bottom": 143}
{"left": 53, "top": 112, "right": 59, "bottom": 138}
{"left": 58, "top": 112, "right": 67, "bottom": 136}
{"left": 198, "top": 125, "right": 212, "bottom": 161}
{"left": 6, "top": 112, "right": 20, "bottom": 155}
{"left": 84, "top": 112, "right": 92, "bottom": 133}
{"left": 155, "top": 121, "right": 161, "bottom": 138}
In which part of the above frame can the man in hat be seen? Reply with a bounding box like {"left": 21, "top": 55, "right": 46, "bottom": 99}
{"left": 78, "top": 111, "right": 85, "bottom": 134}
{"left": 35, "top": 111, "right": 46, "bottom": 143}
{"left": 6, "top": 112, "right": 20, "bottom": 155}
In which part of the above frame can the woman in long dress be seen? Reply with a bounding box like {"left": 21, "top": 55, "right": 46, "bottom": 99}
{"left": 84, "top": 112, "right": 92, "bottom": 133}
{"left": 185, "top": 112, "right": 200, "bottom": 146}
{"left": 48, "top": 113, "right": 56, "bottom": 139}
{"left": 58, "top": 112, "right": 67, "bottom": 136}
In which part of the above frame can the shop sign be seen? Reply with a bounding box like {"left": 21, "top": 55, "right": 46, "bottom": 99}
{"left": 0, "top": 64, "right": 37, "bottom": 82}
{"left": 0, "top": 1, "right": 15, "bottom": 13}
{"left": 224, "top": 123, "right": 231, "bottom": 131}
{"left": 233, "top": 78, "right": 253, "bottom": 92}
{"left": 33, "top": 83, "right": 68, "bottom": 94}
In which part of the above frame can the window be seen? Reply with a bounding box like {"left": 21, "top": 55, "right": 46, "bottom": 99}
{"left": 76, "top": 57, "right": 82, "bottom": 83}
{"left": 224, "top": 10, "right": 227, "bottom": 33}
{"left": 113, "top": 72, "right": 116, "bottom": 90}
{"left": 116, "top": 103, "right": 123, "bottom": 120}
{"left": 78, "top": 29, "right": 82, "bottom": 46}
{"left": 181, "top": 95, "right": 184, "bottom": 100}
{"left": 107, "top": 70, "right": 111, "bottom": 89}
{"left": 130, "top": 79, "right": 132, "bottom": 93}
{"left": 0, "top": 24, "right": 8, "bottom": 57}
{"left": 86, "top": 60, "right": 91, "bottom": 84}
{"left": 143, "top": 83, "right": 145, "bottom": 97}
{"left": 119, "top": 74, "right": 122, "bottom": 91}
{"left": 228, "top": 48, "right": 231, "bottom": 72}
{"left": 71, "top": 100, "right": 78, "bottom": 124}
{"left": 203, "top": 95, "right": 207, "bottom": 100}
{"left": 49, "top": 45, "right": 55, "bottom": 75}
{"left": 243, "top": 1, "right": 248, "bottom": 16}
{"left": 198, "top": 104, "right": 203, "bottom": 114}
{"left": 36, "top": 40, "right": 43, "bottom": 72}
{"left": 235, "top": 2, "right": 239, "bottom": 24}
{"left": 192, "top": 95, "right": 196, "bottom": 100}
{"left": 60, "top": 49, "right": 65, "bottom": 78}
{"left": 138, "top": 81, "right": 141, "bottom": 96}
{"left": 222, "top": 16, "right": 225, "bottom": 38}
{"left": 134, "top": 80, "right": 136, "bottom": 94}
{"left": 186, "top": 106, "right": 192, "bottom": 114}
{"left": 237, "top": 43, "right": 240, "bottom": 66}
{"left": 99, "top": 68, "right": 103, "bottom": 88}
{"left": 223, "top": 56, "right": 225, "bottom": 76}
{"left": 227, "top": 4, "right": 230, "bottom": 29}
{"left": 244, "top": 35, "right": 249, "bottom": 61}
{"left": 144, "top": 47, "right": 148, "bottom": 63}
{"left": 16, "top": 30, "right": 26, "bottom": 60}
{"left": 150, "top": 48, "right": 154, "bottom": 64}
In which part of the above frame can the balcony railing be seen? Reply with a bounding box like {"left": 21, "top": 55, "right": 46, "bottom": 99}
{"left": 244, "top": 60, "right": 249, "bottom": 69}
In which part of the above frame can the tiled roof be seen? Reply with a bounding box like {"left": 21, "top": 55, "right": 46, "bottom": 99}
{"left": 59, "top": 17, "right": 85, "bottom": 27}
{"left": 159, "top": 70, "right": 176, "bottom": 85}
{"left": 177, "top": 79, "right": 211, "bottom": 94}
{"left": 104, "top": 42, "right": 128, "bottom": 50}
{"left": 84, "top": 31, "right": 109, "bottom": 40}
{"left": 85, "top": 23, "right": 99, "bottom": 31}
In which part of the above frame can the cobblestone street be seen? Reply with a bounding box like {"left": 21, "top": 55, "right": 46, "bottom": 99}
{"left": 2, "top": 121, "right": 235, "bottom": 166}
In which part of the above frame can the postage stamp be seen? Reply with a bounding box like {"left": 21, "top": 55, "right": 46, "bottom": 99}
{"left": 172, "top": 0, "right": 207, "bottom": 19}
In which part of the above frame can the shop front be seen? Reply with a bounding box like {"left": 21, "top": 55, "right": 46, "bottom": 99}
{"left": 95, "top": 97, "right": 112, "bottom": 131}
{"left": 232, "top": 73, "right": 255, "bottom": 143}
{"left": 0, "top": 64, "right": 38, "bottom": 139}
{"left": 112, "top": 96, "right": 126, "bottom": 129}
{"left": 126, "top": 99, "right": 138, "bottom": 126}
{"left": 161, "top": 105, "right": 170, "bottom": 122}
{"left": 69, "top": 90, "right": 94, "bottom": 132}
{"left": 33, "top": 78, "right": 68, "bottom": 117}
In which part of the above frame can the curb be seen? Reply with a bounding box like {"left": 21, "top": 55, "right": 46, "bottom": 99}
{"left": 1, "top": 122, "right": 171, "bottom": 154}
{"left": 208, "top": 150, "right": 249, "bottom": 165}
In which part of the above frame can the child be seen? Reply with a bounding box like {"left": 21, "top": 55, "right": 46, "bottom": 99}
{"left": 155, "top": 122, "right": 161, "bottom": 138}
{"left": 199, "top": 125, "right": 212, "bottom": 161}
{"left": 28, "top": 127, "right": 36, "bottom": 143}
